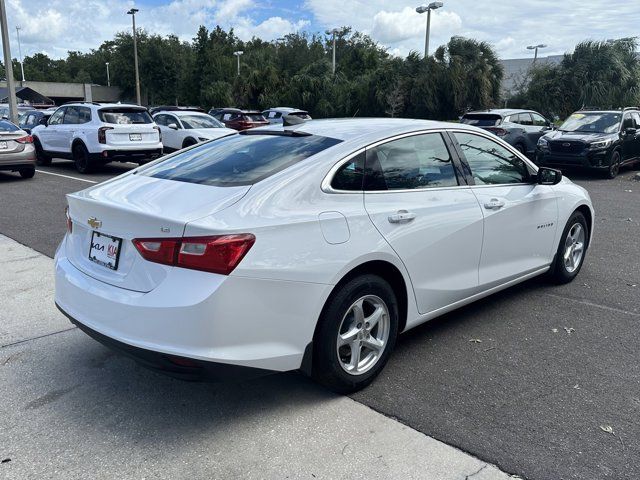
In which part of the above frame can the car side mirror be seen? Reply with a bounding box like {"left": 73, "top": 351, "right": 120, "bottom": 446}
{"left": 537, "top": 167, "right": 562, "bottom": 185}
{"left": 168, "top": 123, "right": 178, "bottom": 130}
{"left": 625, "top": 127, "right": 637, "bottom": 135}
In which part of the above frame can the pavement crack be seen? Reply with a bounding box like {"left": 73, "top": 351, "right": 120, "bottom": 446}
{"left": 465, "top": 464, "right": 487, "bottom": 479}
{"left": 544, "top": 293, "right": 640, "bottom": 317}
{"left": 0, "top": 326, "right": 77, "bottom": 349}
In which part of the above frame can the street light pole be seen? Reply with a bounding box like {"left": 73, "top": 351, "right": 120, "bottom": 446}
{"left": 331, "top": 29, "right": 338, "bottom": 75}
{"left": 527, "top": 44, "right": 547, "bottom": 63}
{"left": 127, "top": 8, "right": 141, "bottom": 105}
{"left": 105, "top": 62, "right": 110, "bottom": 87}
{"left": 233, "top": 51, "right": 243, "bottom": 76}
{"left": 416, "top": 2, "right": 443, "bottom": 58}
{"left": 15, "top": 25, "right": 25, "bottom": 82}
{"left": 0, "top": 0, "right": 18, "bottom": 123}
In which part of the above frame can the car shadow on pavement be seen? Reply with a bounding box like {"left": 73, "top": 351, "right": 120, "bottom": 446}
{"left": 0, "top": 172, "right": 27, "bottom": 183}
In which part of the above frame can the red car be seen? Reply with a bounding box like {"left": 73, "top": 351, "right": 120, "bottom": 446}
{"left": 209, "top": 108, "right": 269, "bottom": 131}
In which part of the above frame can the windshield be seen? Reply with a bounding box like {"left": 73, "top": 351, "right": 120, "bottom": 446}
{"left": 559, "top": 112, "right": 621, "bottom": 134}
{"left": 98, "top": 108, "right": 153, "bottom": 124}
{"left": 179, "top": 114, "right": 224, "bottom": 129}
{"left": 143, "top": 133, "right": 342, "bottom": 187}
{"left": 460, "top": 114, "right": 502, "bottom": 127}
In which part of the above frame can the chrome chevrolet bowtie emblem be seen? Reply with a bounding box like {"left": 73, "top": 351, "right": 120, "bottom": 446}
{"left": 87, "top": 217, "right": 102, "bottom": 229}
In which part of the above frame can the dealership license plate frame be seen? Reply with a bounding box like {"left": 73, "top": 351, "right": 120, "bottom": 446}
{"left": 129, "top": 133, "right": 142, "bottom": 141}
{"left": 89, "top": 231, "right": 123, "bottom": 271}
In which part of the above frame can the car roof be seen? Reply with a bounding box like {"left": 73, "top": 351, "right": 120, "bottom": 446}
{"left": 464, "top": 109, "right": 536, "bottom": 117}
{"left": 257, "top": 117, "right": 474, "bottom": 142}
{"left": 61, "top": 102, "right": 146, "bottom": 110}
{"left": 265, "top": 107, "right": 307, "bottom": 113}
{"left": 155, "top": 110, "right": 209, "bottom": 117}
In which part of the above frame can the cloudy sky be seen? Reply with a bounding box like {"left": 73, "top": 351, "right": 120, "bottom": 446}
{"left": 4, "top": 0, "right": 640, "bottom": 60}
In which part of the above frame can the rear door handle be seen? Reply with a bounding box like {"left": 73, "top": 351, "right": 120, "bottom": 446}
{"left": 484, "top": 199, "right": 505, "bottom": 210}
{"left": 388, "top": 210, "right": 416, "bottom": 223}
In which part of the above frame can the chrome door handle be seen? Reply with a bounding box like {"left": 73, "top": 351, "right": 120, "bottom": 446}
{"left": 484, "top": 199, "right": 505, "bottom": 210}
{"left": 388, "top": 210, "right": 416, "bottom": 223}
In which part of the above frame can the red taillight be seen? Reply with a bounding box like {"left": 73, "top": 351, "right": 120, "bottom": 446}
{"left": 65, "top": 206, "right": 73, "bottom": 234}
{"left": 132, "top": 234, "right": 255, "bottom": 275}
{"left": 98, "top": 126, "right": 114, "bottom": 144}
{"left": 15, "top": 135, "right": 33, "bottom": 144}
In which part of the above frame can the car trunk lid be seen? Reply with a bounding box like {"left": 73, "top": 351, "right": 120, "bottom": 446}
{"left": 65, "top": 174, "right": 250, "bottom": 292}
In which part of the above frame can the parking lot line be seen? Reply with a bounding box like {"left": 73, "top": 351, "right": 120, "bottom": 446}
{"left": 35, "top": 170, "right": 98, "bottom": 184}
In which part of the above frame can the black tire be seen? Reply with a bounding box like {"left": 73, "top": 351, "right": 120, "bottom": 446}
{"left": 182, "top": 138, "right": 197, "bottom": 149}
{"left": 605, "top": 150, "right": 621, "bottom": 179}
{"left": 73, "top": 143, "right": 93, "bottom": 174}
{"left": 19, "top": 167, "right": 35, "bottom": 179}
{"left": 312, "top": 274, "right": 399, "bottom": 394}
{"left": 548, "top": 211, "right": 588, "bottom": 284}
{"left": 34, "top": 138, "right": 51, "bottom": 166}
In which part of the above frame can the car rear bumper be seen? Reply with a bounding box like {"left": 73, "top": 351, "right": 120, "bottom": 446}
{"left": 54, "top": 237, "right": 330, "bottom": 374}
{"left": 90, "top": 148, "right": 163, "bottom": 163}
{"left": 57, "top": 303, "right": 275, "bottom": 382}
{"left": 536, "top": 149, "right": 609, "bottom": 169}
{"left": 0, "top": 145, "right": 36, "bottom": 170}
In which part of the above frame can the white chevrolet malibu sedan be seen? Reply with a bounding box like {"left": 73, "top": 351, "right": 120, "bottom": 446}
{"left": 55, "top": 118, "right": 594, "bottom": 393}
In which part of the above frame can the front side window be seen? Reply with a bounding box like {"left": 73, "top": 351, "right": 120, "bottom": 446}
{"left": 364, "top": 133, "right": 458, "bottom": 191}
{"left": 454, "top": 132, "right": 531, "bottom": 185}
{"left": 154, "top": 114, "right": 168, "bottom": 126}
{"left": 622, "top": 114, "right": 635, "bottom": 130}
{"left": 48, "top": 108, "right": 65, "bottom": 125}
{"left": 531, "top": 113, "right": 548, "bottom": 127}
{"left": 517, "top": 113, "right": 533, "bottom": 126}
{"left": 143, "top": 133, "right": 342, "bottom": 187}
{"left": 98, "top": 108, "right": 152, "bottom": 125}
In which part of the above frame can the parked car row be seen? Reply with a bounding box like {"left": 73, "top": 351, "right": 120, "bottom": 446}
{"left": 462, "top": 106, "right": 640, "bottom": 178}
{"left": 5, "top": 102, "right": 310, "bottom": 173}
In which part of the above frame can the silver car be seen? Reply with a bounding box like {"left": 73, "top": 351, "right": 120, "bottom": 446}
{"left": 262, "top": 107, "right": 311, "bottom": 125}
{"left": 0, "top": 120, "right": 36, "bottom": 179}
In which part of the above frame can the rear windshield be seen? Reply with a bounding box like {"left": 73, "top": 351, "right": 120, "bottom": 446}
{"left": 460, "top": 114, "right": 502, "bottom": 127}
{"left": 244, "top": 114, "right": 266, "bottom": 122}
{"left": 142, "top": 133, "right": 342, "bottom": 186}
{"left": 99, "top": 108, "right": 153, "bottom": 125}
{"left": 0, "top": 120, "right": 19, "bottom": 132}
{"left": 291, "top": 111, "right": 310, "bottom": 119}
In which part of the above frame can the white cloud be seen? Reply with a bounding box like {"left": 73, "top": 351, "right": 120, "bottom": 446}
{"left": 234, "top": 16, "right": 311, "bottom": 41}
{"left": 305, "top": 0, "right": 640, "bottom": 58}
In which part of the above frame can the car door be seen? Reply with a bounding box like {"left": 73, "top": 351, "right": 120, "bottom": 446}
{"left": 621, "top": 113, "right": 639, "bottom": 163}
{"left": 362, "top": 131, "right": 484, "bottom": 315}
{"left": 58, "top": 106, "right": 80, "bottom": 152}
{"left": 155, "top": 114, "right": 179, "bottom": 150}
{"left": 451, "top": 131, "right": 559, "bottom": 288}
{"left": 630, "top": 112, "right": 640, "bottom": 161}
{"left": 38, "top": 107, "right": 65, "bottom": 151}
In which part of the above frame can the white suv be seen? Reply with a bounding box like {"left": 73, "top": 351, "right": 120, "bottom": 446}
{"left": 32, "top": 102, "right": 163, "bottom": 173}
{"left": 152, "top": 109, "right": 236, "bottom": 152}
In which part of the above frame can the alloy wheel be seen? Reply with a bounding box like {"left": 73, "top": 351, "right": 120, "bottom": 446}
{"left": 336, "top": 295, "right": 390, "bottom": 376}
{"left": 563, "top": 223, "right": 585, "bottom": 273}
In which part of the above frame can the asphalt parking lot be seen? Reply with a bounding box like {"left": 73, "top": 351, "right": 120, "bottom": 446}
{"left": 1, "top": 159, "right": 639, "bottom": 480}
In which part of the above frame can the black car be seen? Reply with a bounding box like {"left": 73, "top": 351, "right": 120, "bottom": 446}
{"left": 537, "top": 108, "right": 640, "bottom": 178}
{"left": 18, "top": 109, "right": 55, "bottom": 134}
{"left": 460, "top": 109, "right": 553, "bottom": 156}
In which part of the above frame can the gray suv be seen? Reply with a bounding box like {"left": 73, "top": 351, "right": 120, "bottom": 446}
{"left": 460, "top": 109, "right": 553, "bottom": 156}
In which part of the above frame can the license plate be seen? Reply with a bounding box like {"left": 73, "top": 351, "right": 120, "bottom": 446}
{"left": 0, "top": 141, "right": 7, "bottom": 149}
{"left": 129, "top": 133, "right": 142, "bottom": 141}
{"left": 89, "top": 231, "right": 122, "bottom": 271}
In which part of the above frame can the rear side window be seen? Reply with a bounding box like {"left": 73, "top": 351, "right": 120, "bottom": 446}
{"left": 99, "top": 108, "right": 152, "bottom": 124}
{"left": 460, "top": 114, "right": 502, "bottom": 127}
{"left": 331, "top": 152, "right": 365, "bottom": 191}
{"left": 0, "top": 120, "right": 18, "bottom": 132}
{"left": 516, "top": 113, "right": 533, "bottom": 125}
{"left": 143, "top": 133, "right": 342, "bottom": 187}
{"left": 364, "top": 133, "right": 458, "bottom": 191}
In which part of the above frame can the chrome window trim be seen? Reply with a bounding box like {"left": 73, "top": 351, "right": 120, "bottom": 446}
{"left": 322, "top": 128, "right": 467, "bottom": 194}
